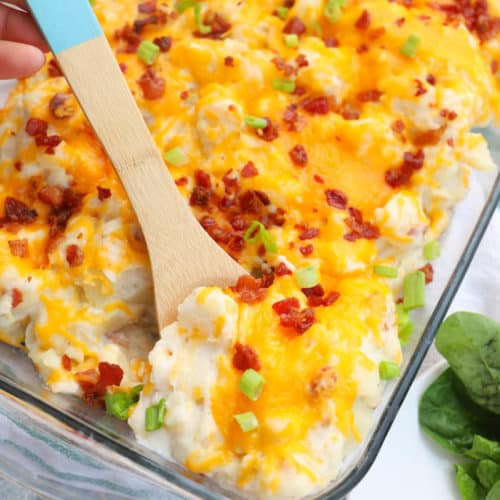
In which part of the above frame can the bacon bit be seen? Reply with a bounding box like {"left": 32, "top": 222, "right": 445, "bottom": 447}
{"left": 119, "top": 62, "right": 128, "bottom": 74}
{"left": 426, "top": 74, "right": 437, "bottom": 85}
{"left": 11, "top": 288, "right": 23, "bottom": 309}
{"left": 308, "top": 366, "right": 337, "bottom": 398}
{"left": 241, "top": 161, "right": 258, "bottom": 178}
{"left": 419, "top": 263, "right": 434, "bottom": 284}
{"left": 314, "top": 174, "right": 325, "bottom": 184}
{"left": 230, "top": 216, "right": 245, "bottom": 231}
{"left": 8, "top": 239, "right": 29, "bottom": 258}
{"left": 395, "top": 17, "right": 406, "bottom": 26}
{"left": 492, "top": 60, "right": 499, "bottom": 74}
{"left": 14, "top": 161, "right": 22, "bottom": 172}
{"left": 194, "top": 12, "right": 231, "bottom": 39}
{"left": 357, "top": 43, "right": 369, "bottom": 54}
{"left": 2, "top": 197, "right": 37, "bottom": 224}
{"left": 62, "top": 354, "right": 72, "bottom": 371}
{"left": 232, "top": 343, "right": 261, "bottom": 371}
{"left": 338, "top": 101, "right": 361, "bottom": 120}
{"left": 134, "top": 12, "right": 167, "bottom": 34}
{"left": 257, "top": 118, "right": 279, "bottom": 142}
{"left": 296, "top": 54, "right": 309, "bottom": 68}
{"left": 260, "top": 272, "right": 275, "bottom": 288}
{"left": 276, "top": 301, "right": 316, "bottom": 334}
{"left": 275, "top": 262, "right": 292, "bottom": 276}
{"left": 194, "top": 169, "right": 212, "bottom": 189}
{"left": 66, "top": 244, "right": 84, "bottom": 267}
{"left": 357, "top": 89, "right": 383, "bottom": 103}
{"left": 138, "top": 1, "right": 156, "bottom": 13}
{"left": 369, "top": 26, "right": 386, "bottom": 39}
{"left": 153, "top": 36, "right": 172, "bottom": 52}
{"left": 190, "top": 186, "right": 211, "bottom": 206}
{"left": 138, "top": 68, "right": 165, "bottom": 100}
{"left": 302, "top": 96, "right": 330, "bottom": 115}
{"left": 224, "top": 56, "right": 235, "bottom": 67}
{"left": 283, "top": 16, "right": 306, "bottom": 35}
{"left": 355, "top": 9, "right": 371, "bottom": 29}
{"left": 175, "top": 176, "right": 188, "bottom": 186}
{"left": 440, "top": 109, "right": 457, "bottom": 121}
{"left": 48, "top": 59, "right": 63, "bottom": 77}
{"left": 35, "top": 134, "right": 63, "bottom": 154}
{"left": 179, "top": 90, "right": 189, "bottom": 101}
{"left": 413, "top": 125, "right": 447, "bottom": 147}
{"left": 25, "top": 118, "right": 48, "bottom": 137}
{"left": 323, "top": 37, "right": 339, "bottom": 48}
{"left": 414, "top": 79, "right": 427, "bottom": 97}
{"left": 232, "top": 275, "right": 267, "bottom": 304}
{"left": 77, "top": 362, "right": 124, "bottom": 400}
{"left": 306, "top": 290, "right": 340, "bottom": 307}
{"left": 385, "top": 149, "right": 425, "bottom": 188}
{"left": 38, "top": 186, "right": 64, "bottom": 207}
{"left": 289, "top": 144, "right": 308, "bottom": 167}
{"left": 115, "top": 24, "right": 142, "bottom": 53}
{"left": 344, "top": 206, "right": 380, "bottom": 241}
{"left": 447, "top": 137, "right": 455, "bottom": 147}
{"left": 49, "top": 93, "right": 75, "bottom": 119}
{"left": 283, "top": 103, "right": 301, "bottom": 131}
{"left": 272, "top": 297, "right": 299, "bottom": 314}
{"left": 97, "top": 186, "right": 112, "bottom": 201}
{"left": 391, "top": 119, "right": 405, "bottom": 133}
{"left": 298, "top": 227, "right": 320, "bottom": 240}
{"left": 222, "top": 170, "right": 239, "bottom": 195}
{"left": 325, "top": 189, "right": 348, "bottom": 210}
{"left": 300, "top": 244, "right": 314, "bottom": 256}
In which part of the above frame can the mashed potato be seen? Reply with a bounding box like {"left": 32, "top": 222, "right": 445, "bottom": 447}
{"left": 0, "top": 0, "right": 499, "bottom": 497}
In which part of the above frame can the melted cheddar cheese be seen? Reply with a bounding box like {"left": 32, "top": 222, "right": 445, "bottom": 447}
{"left": 0, "top": 0, "right": 499, "bottom": 497}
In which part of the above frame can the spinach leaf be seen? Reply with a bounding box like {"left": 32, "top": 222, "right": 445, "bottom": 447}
{"left": 477, "top": 460, "right": 500, "bottom": 490}
{"left": 468, "top": 436, "right": 500, "bottom": 463}
{"left": 435, "top": 312, "right": 500, "bottom": 415}
{"left": 486, "top": 480, "right": 500, "bottom": 500}
{"left": 419, "top": 369, "right": 500, "bottom": 454}
{"left": 456, "top": 464, "right": 487, "bottom": 500}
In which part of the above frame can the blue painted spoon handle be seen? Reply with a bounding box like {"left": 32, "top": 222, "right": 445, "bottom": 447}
{"left": 26, "top": 0, "right": 103, "bottom": 55}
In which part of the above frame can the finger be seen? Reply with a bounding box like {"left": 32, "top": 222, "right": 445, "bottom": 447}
{"left": 0, "top": 4, "right": 49, "bottom": 52}
{"left": 0, "top": 41, "right": 45, "bottom": 79}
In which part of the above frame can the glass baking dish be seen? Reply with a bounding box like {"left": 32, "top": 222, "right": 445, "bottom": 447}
{"left": 0, "top": 76, "right": 499, "bottom": 497}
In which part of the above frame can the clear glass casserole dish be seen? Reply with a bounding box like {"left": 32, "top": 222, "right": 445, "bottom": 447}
{"left": 0, "top": 77, "right": 499, "bottom": 498}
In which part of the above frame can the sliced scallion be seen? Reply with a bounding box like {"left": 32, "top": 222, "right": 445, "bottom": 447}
{"left": 176, "top": 0, "right": 196, "bottom": 13}
{"left": 400, "top": 33, "right": 420, "bottom": 58}
{"left": 194, "top": 3, "right": 212, "bottom": 34}
{"left": 272, "top": 78, "right": 296, "bottom": 94}
{"left": 234, "top": 411, "right": 258, "bottom": 432}
{"left": 423, "top": 240, "right": 441, "bottom": 261}
{"left": 374, "top": 265, "right": 398, "bottom": 278}
{"left": 276, "top": 6, "right": 289, "bottom": 20}
{"left": 244, "top": 115, "right": 268, "bottom": 129}
{"left": 239, "top": 369, "right": 265, "bottom": 401}
{"left": 164, "top": 146, "right": 188, "bottom": 166}
{"left": 105, "top": 384, "right": 143, "bottom": 421}
{"left": 324, "top": 0, "right": 346, "bottom": 23}
{"left": 295, "top": 266, "right": 320, "bottom": 289}
{"left": 396, "top": 304, "right": 414, "bottom": 346}
{"left": 379, "top": 361, "right": 401, "bottom": 381}
{"left": 145, "top": 398, "right": 166, "bottom": 432}
{"left": 403, "top": 271, "right": 426, "bottom": 311}
{"left": 243, "top": 221, "right": 277, "bottom": 253}
{"left": 137, "top": 40, "right": 160, "bottom": 66}
{"left": 284, "top": 33, "right": 299, "bottom": 48}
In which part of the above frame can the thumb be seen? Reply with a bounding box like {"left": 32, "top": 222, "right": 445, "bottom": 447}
{"left": 0, "top": 40, "right": 45, "bottom": 79}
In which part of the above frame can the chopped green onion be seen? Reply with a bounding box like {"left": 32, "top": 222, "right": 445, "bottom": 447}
{"left": 400, "top": 33, "right": 420, "bottom": 58}
{"left": 396, "top": 304, "right": 414, "bottom": 346}
{"left": 194, "top": 3, "right": 212, "bottom": 34}
{"left": 311, "top": 21, "right": 323, "bottom": 36}
{"left": 145, "top": 398, "right": 166, "bottom": 432}
{"left": 423, "top": 240, "right": 441, "bottom": 261}
{"left": 295, "top": 266, "right": 320, "bottom": 289}
{"left": 243, "top": 221, "right": 277, "bottom": 253}
{"left": 276, "top": 6, "right": 289, "bottom": 20}
{"left": 379, "top": 361, "right": 401, "bottom": 381}
{"left": 105, "top": 384, "right": 143, "bottom": 421}
{"left": 239, "top": 369, "right": 265, "bottom": 401}
{"left": 244, "top": 115, "right": 268, "bottom": 129}
{"left": 272, "top": 78, "right": 296, "bottom": 94}
{"left": 176, "top": 0, "right": 196, "bottom": 13}
{"left": 234, "top": 411, "right": 258, "bottom": 432}
{"left": 324, "top": 0, "right": 346, "bottom": 23}
{"left": 137, "top": 40, "right": 160, "bottom": 65}
{"left": 284, "top": 34, "right": 299, "bottom": 48}
{"left": 164, "top": 146, "right": 188, "bottom": 166}
{"left": 374, "top": 265, "right": 398, "bottom": 278}
{"left": 403, "top": 271, "right": 426, "bottom": 310}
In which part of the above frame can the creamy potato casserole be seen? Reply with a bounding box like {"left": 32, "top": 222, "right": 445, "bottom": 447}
{"left": 0, "top": 0, "right": 499, "bottom": 497}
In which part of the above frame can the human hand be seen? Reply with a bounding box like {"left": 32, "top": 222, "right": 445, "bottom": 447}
{"left": 0, "top": 0, "right": 49, "bottom": 79}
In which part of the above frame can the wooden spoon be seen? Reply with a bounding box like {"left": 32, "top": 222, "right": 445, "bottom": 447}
{"left": 26, "top": 0, "right": 244, "bottom": 328}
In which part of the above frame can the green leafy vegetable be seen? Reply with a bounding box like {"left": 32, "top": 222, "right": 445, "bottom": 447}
{"left": 456, "top": 464, "right": 487, "bottom": 500}
{"left": 435, "top": 312, "right": 500, "bottom": 415}
{"left": 477, "top": 460, "right": 500, "bottom": 490}
{"left": 418, "top": 369, "right": 499, "bottom": 454}
{"left": 486, "top": 480, "right": 500, "bottom": 500}
{"left": 467, "top": 436, "right": 500, "bottom": 463}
